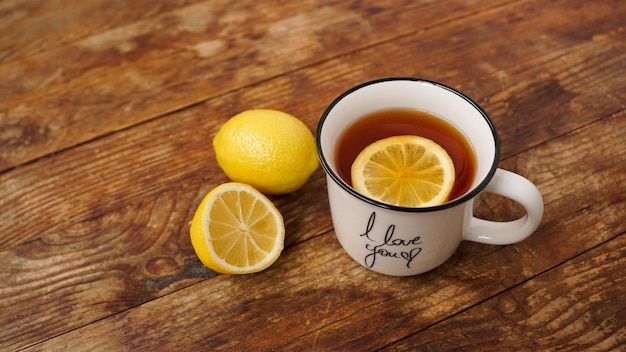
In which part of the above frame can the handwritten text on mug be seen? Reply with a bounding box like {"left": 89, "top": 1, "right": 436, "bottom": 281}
{"left": 359, "top": 212, "right": 423, "bottom": 269}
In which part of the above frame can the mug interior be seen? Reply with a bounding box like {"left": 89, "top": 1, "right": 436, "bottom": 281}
{"left": 316, "top": 77, "right": 500, "bottom": 212}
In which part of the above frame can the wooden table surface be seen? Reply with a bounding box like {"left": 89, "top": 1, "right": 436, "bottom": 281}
{"left": 2, "top": 0, "right": 625, "bottom": 351}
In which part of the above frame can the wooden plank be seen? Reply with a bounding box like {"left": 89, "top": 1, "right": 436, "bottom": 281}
{"left": 1, "top": 0, "right": 623, "bottom": 249}
{"left": 0, "top": 0, "right": 206, "bottom": 63}
{"left": 384, "top": 235, "right": 626, "bottom": 351}
{"left": 9, "top": 109, "right": 626, "bottom": 351}
{"left": 0, "top": 0, "right": 512, "bottom": 170}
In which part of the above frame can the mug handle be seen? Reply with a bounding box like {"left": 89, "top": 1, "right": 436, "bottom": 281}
{"left": 463, "top": 168, "right": 544, "bottom": 245}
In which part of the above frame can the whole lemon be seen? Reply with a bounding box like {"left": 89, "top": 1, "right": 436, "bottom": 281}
{"left": 213, "top": 109, "right": 318, "bottom": 194}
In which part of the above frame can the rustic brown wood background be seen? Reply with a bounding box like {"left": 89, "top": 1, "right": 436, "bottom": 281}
{"left": 1, "top": 0, "right": 625, "bottom": 350}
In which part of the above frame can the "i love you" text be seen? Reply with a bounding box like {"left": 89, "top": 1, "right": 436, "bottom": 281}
{"left": 359, "top": 212, "right": 423, "bottom": 269}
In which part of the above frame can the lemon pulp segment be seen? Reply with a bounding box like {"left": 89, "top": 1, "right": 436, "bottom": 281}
{"left": 190, "top": 182, "right": 285, "bottom": 274}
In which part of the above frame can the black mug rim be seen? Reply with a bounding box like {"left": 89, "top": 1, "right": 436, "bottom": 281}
{"left": 316, "top": 77, "right": 501, "bottom": 213}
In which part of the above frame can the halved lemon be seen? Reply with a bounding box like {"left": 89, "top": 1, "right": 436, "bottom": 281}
{"left": 190, "top": 182, "right": 285, "bottom": 274}
{"left": 351, "top": 135, "right": 455, "bottom": 207}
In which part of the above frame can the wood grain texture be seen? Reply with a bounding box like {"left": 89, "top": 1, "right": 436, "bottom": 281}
{"left": 7, "top": 101, "right": 626, "bottom": 352}
{"left": 19, "top": 110, "right": 626, "bottom": 351}
{"left": 385, "top": 236, "right": 626, "bottom": 351}
{"left": 2, "top": 0, "right": 623, "bottom": 247}
{"left": 0, "top": 1, "right": 211, "bottom": 62}
{"left": 1, "top": 0, "right": 625, "bottom": 350}
{"left": 0, "top": 0, "right": 511, "bottom": 170}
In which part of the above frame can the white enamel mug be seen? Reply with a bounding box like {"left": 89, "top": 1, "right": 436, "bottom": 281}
{"left": 316, "top": 78, "right": 544, "bottom": 276}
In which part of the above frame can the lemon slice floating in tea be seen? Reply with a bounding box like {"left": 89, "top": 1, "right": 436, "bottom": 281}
{"left": 190, "top": 182, "right": 285, "bottom": 274}
{"left": 351, "top": 135, "right": 455, "bottom": 207}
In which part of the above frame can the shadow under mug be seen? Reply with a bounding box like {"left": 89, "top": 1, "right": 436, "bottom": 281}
{"left": 316, "top": 77, "right": 544, "bottom": 276}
